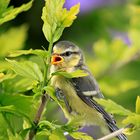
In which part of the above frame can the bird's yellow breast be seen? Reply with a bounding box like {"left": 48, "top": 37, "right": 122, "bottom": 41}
{"left": 51, "top": 75, "right": 106, "bottom": 127}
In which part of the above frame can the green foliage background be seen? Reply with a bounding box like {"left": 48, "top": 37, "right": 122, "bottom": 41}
{"left": 0, "top": 0, "right": 140, "bottom": 140}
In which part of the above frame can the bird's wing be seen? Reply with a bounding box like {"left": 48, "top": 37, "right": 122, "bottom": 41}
{"left": 71, "top": 74, "right": 115, "bottom": 124}
{"left": 71, "top": 71, "right": 127, "bottom": 140}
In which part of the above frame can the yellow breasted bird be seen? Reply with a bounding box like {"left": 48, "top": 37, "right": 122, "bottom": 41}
{"left": 50, "top": 41, "right": 127, "bottom": 140}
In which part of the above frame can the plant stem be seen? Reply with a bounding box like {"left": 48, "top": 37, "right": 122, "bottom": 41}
{"left": 46, "top": 40, "right": 53, "bottom": 78}
{"left": 97, "top": 128, "right": 125, "bottom": 140}
{"left": 28, "top": 40, "right": 54, "bottom": 140}
{"left": 28, "top": 93, "right": 48, "bottom": 140}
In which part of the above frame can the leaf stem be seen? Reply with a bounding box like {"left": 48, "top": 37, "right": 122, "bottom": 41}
{"left": 28, "top": 93, "right": 49, "bottom": 140}
{"left": 97, "top": 128, "right": 125, "bottom": 140}
{"left": 28, "top": 39, "right": 53, "bottom": 140}
{"left": 46, "top": 40, "right": 53, "bottom": 78}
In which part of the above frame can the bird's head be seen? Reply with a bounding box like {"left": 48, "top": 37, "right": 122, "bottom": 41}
{"left": 51, "top": 41, "right": 84, "bottom": 72}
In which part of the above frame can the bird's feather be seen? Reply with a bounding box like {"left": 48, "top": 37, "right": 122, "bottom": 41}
{"left": 70, "top": 66, "right": 127, "bottom": 140}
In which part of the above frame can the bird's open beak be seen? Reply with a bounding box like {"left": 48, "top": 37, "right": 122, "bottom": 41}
{"left": 51, "top": 55, "right": 64, "bottom": 65}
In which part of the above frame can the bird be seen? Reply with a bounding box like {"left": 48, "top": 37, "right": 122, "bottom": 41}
{"left": 50, "top": 40, "right": 127, "bottom": 140}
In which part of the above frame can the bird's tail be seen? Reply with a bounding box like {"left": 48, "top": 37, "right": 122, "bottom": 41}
{"left": 107, "top": 122, "right": 127, "bottom": 140}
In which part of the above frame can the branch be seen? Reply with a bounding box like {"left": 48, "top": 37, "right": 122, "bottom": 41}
{"left": 97, "top": 124, "right": 132, "bottom": 140}
{"left": 28, "top": 93, "right": 49, "bottom": 140}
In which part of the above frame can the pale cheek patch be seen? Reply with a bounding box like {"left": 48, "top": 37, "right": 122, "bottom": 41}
{"left": 68, "top": 55, "right": 81, "bottom": 66}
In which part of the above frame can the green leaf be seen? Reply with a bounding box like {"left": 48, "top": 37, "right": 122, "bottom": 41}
{"left": 70, "top": 132, "right": 94, "bottom": 140}
{"left": 99, "top": 80, "right": 139, "bottom": 96}
{"left": 37, "top": 130, "right": 51, "bottom": 137}
{"left": 3, "top": 75, "right": 38, "bottom": 93}
{"left": 39, "top": 120, "right": 56, "bottom": 130}
{"left": 49, "top": 129, "right": 66, "bottom": 140}
{"left": 43, "top": 85, "right": 67, "bottom": 109}
{"left": 0, "top": 61, "right": 11, "bottom": 72}
{"left": 0, "top": 72, "right": 5, "bottom": 80}
{"left": 0, "top": 94, "right": 35, "bottom": 122}
{"left": 0, "top": 73, "right": 15, "bottom": 83}
{"left": 0, "top": 105, "right": 16, "bottom": 112}
{"left": 42, "top": 0, "right": 80, "bottom": 42}
{"left": 70, "top": 70, "right": 88, "bottom": 78}
{"left": 52, "top": 70, "right": 88, "bottom": 78}
{"left": 43, "top": 85, "right": 56, "bottom": 100}
{"left": 52, "top": 71, "right": 72, "bottom": 78}
{"left": 0, "top": 114, "right": 9, "bottom": 139}
{"left": 62, "top": 4, "right": 80, "bottom": 27}
{"left": 136, "top": 96, "right": 140, "bottom": 114}
{"left": 7, "top": 130, "right": 23, "bottom": 140}
{"left": 123, "top": 114, "right": 140, "bottom": 134}
{"left": 6, "top": 59, "right": 43, "bottom": 82}
{"left": 0, "top": 25, "right": 28, "bottom": 57}
{"left": 20, "top": 128, "right": 31, "bottom": 139}
{"left": 8, "top": 49, "right": 48, "bottom": 58}
{"left": 95, "top": 98, "right": 133, "bottom": 116}
{"left": 0, "top": 0, "right": 10, "bottom": 16}
{"left": 0, "top": 0, "right": 33, "bottom": 25}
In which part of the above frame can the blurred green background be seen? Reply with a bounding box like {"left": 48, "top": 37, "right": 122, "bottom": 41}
{"left": 0, "top": 0, "right": 140, "bottom": 139}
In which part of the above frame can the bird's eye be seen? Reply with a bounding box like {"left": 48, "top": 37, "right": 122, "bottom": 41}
{"left": 65, "top": 51, "right": 72, "bottom": 56}
{"left": 61, "top": 51, "right": 72, "bottom": 57}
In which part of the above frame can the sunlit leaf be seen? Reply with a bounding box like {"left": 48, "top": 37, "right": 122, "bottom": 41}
{"left": 0, "top": 72, "right": 5, "bottom": 79}
{"left": 8, "top": 49, "right": 48, "bottom": 58}
{"left": 42, "top": 0, "right": 80, "bottom": 42}
{"left": 0, "top": 61, "right": 11, "bottom": 72}
{"left": 43, "top": 85, "right": 67, "bottom": 110}
{"left": 7, "top": 130, "right": 23, "bottom": 140}
{"left": 0, "top": 94, "right": 35, "bottom": 122}
{"left": 90, "top": 35, "right": 140, "bottom": 78}
{"left": 70, "top": 70, "right": 88, "bottom": 78}
{"left": 3, "top": 75, "right": 37, "bottom": 93}
{"left": 6, "top": 59, "right": 43, "bottom": 82}
{"left": 123, "top": 114, "right": 140, "bottom": 134}
{"left": 0, "top": 73, "right": 16, "bottom": 83}
{"left": 0, "top": 114, "right": 9, "bottom": 139}
{"left": 0, "top": 0, "right": 10, "bottom": 16}
{"left": 39, "top": 120, "right": 56, "bottom": 130}
{"left": 20, "top": 127, "right": 31, "bottom": 139}
{"left": 0, "top": 0, "right": 33, "bottom": 25}
{"left": 52, "top": 70, "right": 88, "bottom": 78}
{"left": 49, "top": 129, "right": 66, "bottom": 140}
{"left": 0, "top": 25, "right": 28, "bottom": 57}
{"left": 0, "top": 0, "right": 10, "bottom": 7}
{"left": 43, "top": 85, "right": 56, "bottom": 99}
{"left": 36, "top": 130, "right": 51, "bottom": 137}
{"left": 99, "top": 80, "right": 139, "bottom": 96}
{"left": 70, "top": 132, "right": 94, "bottom": 140}
{"left": 95, "top": 98, "right": 133, "bottom": 116}
{"left": 52, "top": 71, "right": 72, "bottom": 78}
{"left": 136, "top": 96, "right": 140, "bottom": 114}
{"left": 0, "top": 105, "right": 16, "bottom": 112}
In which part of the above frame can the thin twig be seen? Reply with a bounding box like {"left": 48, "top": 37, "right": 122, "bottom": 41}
{"left": 97, "top": 128, "right": 125, "bottom": 140}
{"left": 28, "top": 93, "right": 49, "bottom": 140}
{"left": 97, "top": 124, "right": 132, "bottom": 140}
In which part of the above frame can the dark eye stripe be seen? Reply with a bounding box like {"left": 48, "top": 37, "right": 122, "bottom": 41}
{"left": 60, "top": 51, "right": 79, "bottom": 57}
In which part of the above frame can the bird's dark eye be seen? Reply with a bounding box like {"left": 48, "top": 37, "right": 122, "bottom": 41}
{"left": 65, "top": 51, "right": 72, "bottom": 56}
{"left": 61, "top": 51, "right": 72, "bottom": 57}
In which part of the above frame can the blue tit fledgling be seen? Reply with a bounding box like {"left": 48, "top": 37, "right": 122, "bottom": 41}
{"left": 50, "top": 41, "right": 127, "bottom": 140}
